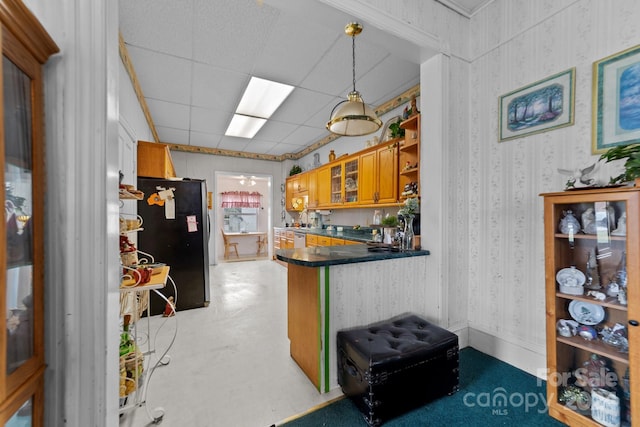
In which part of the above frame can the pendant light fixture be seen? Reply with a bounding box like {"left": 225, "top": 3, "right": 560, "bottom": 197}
{"left": 326, "top": 22, "right": 382, "bottom": 136}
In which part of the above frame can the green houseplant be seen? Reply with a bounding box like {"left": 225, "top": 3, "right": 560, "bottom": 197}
{"left": 380, "top": 215, "right": 399, "bottom": 227}
{"left": 289, "top": 165, "right": 302, "bottom": 176}
{"left": 599, "top": 144, "right": 640, "bottom": 184}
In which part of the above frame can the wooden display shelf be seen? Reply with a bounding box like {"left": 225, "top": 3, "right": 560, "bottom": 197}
{"left": 554, "top": 232, "right": 625, "bottom": 241}
{"left": 555, "top": 291, "right": 628, "bottom": 311}
{"left": 556, "top": 335, "right": 629, "bottom": 364}
{"left": 399, "top": 141, "right": 418, "bottom": 152}
{"left": 400, "top": 167, "right": 419, "bottom": 176}
{"left": 120, "top": 265, "right": 170, "bottom": 291}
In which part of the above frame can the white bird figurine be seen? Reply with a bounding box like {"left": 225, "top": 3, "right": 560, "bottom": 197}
{"left": 558, "top": 163, "right": 597, "bottom": 189}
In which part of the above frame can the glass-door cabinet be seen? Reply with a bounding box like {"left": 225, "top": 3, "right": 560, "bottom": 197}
{"left": 0, "top": 1, "right": 58, "bottom": 425}
{"left": 542, "top": 187, "right": 638, "bottom": 427}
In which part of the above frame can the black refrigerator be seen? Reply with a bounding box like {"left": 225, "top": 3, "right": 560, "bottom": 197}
{"left": 137, "top": 177, "right": 210, "bottom": 315}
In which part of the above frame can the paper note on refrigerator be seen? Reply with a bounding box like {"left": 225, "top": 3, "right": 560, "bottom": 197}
{"left": 186, "top": 215, "right": 198, "bottom": 232}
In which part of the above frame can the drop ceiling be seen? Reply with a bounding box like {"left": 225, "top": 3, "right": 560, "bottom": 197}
{"left": 119, "top": 0, "right": 491, "bottom": 160}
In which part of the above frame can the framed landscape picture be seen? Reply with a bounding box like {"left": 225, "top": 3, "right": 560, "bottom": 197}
{"left": 499, "top": 68, "right": 575, "bottom": 142}
{"left": 592, "top": 44, "right": 640, "bottom": 154}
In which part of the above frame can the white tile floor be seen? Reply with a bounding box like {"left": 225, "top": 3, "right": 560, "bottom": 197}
{"left": 119, "top": 260, "right": 343, "bottom": 427}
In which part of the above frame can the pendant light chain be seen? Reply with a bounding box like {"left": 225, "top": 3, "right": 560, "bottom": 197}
{"left": 351, "top": 34, "right": 357, "bottom": 93}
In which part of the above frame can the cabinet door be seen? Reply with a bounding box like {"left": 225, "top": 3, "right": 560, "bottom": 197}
{"left": 376, "top": 144, "right": 398, "bottom": 204}
{"left": 316, "top": 166, "right": 332, "bottom": 207}
{"left": 330, "top": 164, "right": 343, "bottom": 205}
{"left": 343, "top": 158, "right": 358, "bottom": 205}
{"left": 542, "top": 189, "right": 638, "bottom": 427}
{"left": 306, "top": 234, "right": 318, "bottom": 247}
{"left": 358, "top": 150, "right": 376, "bottom": 205}
{"left": 307, "top": 170, "right": 318, "bottom": 208}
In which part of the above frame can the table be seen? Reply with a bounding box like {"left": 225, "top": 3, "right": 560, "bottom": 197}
{"left": 225, "top": 231, "right": 268, "bottom": 255}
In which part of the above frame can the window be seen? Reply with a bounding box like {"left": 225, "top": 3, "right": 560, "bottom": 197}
{"left": 223, "top": 207, "right": 258, "bottom": 232}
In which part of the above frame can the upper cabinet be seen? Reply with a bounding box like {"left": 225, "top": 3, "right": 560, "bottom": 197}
{"left": 285, "top": 113, "right": 420, "bottom": 211}
{"left": 286, "top": 173, "right": 308, "bottom": 211}
{"left": 137, "top": 141, "right": 176, "bottom": 179}
{"left": 359, "top": 139, "right": 400, "bottom": 205}
{"left": 328, "top": 156, "right": 359, "bottom": 207}
{"left": 399, "top": 114, "right": 420, "bottom": 200}
{"left": 0, "top": 0, "right": 59, "bottom": 424}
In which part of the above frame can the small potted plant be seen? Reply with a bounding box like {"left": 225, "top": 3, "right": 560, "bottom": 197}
{"left": 289, "top": 165, "right": 302, "bottom": 176}
{"left": 381, "top": 215, "right": 399, "bottom": 245}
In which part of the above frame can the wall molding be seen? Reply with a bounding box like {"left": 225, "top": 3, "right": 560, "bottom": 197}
{"left": 119, "top": 32, "right": 159, "bottom": 143}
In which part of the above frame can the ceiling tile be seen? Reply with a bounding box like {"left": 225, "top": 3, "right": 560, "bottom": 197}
{"left": 189, "top": 131, "right": 222, "bottom": 149}
{"left": 217, "top": 136, "right": 251, "bottom": 152}
{"left": 281, "top": 125, "right": 327, "bottom": 147}
{"left": 190, "top": 106, "right": 232, "bottom": 135}
{"left": 254, "top": 120, "right": 298, "bottom": 142}
{"left": 191, "top": 0, "right": 280, "bottom": 71}
{"left": 146, "top": 99, "right": 191, "bottom": 130}
{"left": 243, "top": 139, "right": 280, "bottom": 154}
{"left": 119, "top": 0, "right": 194, "bottom": 59}
{"left": 269, "top": 88, "right": 335, "bottom": 126}
{"left": 267, "top": 142, "right": 308, "bottom": 156}
{"left": 157, "top": 126, "right": 190, "bottom": 145}
{"left": 126, "top": 46, "right": 193, "bottom": 105}
{"left": 191, "top": 63, "right": 248, "bottom": 111}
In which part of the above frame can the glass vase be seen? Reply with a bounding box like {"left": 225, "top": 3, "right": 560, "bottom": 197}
{"left": 402, "top": 216, "right": 414, "bottom": 250}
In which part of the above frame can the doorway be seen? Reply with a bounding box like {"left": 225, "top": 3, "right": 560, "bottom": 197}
{"left": 213, "top": 171, "right": 272, "bottom": 263}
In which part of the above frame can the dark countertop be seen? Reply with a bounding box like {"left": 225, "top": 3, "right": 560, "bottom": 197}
{"left": 275, "top": 244, "right": 430, "bottom": 267}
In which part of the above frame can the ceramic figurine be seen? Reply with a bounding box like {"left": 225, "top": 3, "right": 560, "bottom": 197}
{"left": 558, "top": 210, "right": 581, "bottom": 234}
{"left": 618, "top": 287, "right": 627, "bottom": 305}
{"left": 612, "top": 212, "right": 627, "bottom": 235}
{"left": 586, "top": 290, "right": 606, "bottom": 301}
{"left": 558, "top": 163, "right": 597, "bottom": 189}
{"left": 582, "top": 208, "right": 597, "bottom": 234}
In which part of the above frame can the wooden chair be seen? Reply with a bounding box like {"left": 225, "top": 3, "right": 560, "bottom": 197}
{"left": 220, "top": 229, "right": 239, "bottom": 259}
{"left": 256, "top": 234, "right": 268, "bottom": 255}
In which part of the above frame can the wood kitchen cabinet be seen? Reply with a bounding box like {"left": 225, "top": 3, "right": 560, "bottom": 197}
{"left": 316, "top": 166, "right": 332, "bottom": 207}
{"left": 0, "top": 1, "right": 58, "bottom": 424}
{"left": 541, "top": 187, "right": 638, "bottom": 427}
{"left": 327, "top": 156, "right": 359, "bottom": 207}
{"left": 359, "top": 139, "right": 400, "bottom": 206}
{"left": 399, "top": 114, "right": 420, "bottom": 200}
{"left": 137, "top": 140, "right": 176, "bottom": 179}
{"left": 306, "top": 170, "right": 319, "bottom": 209}
{"left": 286, "top": 173, "right": 308, "bottom": 211}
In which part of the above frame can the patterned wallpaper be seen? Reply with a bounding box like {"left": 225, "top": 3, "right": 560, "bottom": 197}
{"left": 355, "top": 0, "right": 640, "bottom": 371}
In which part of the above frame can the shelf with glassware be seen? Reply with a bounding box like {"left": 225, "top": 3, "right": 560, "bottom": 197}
{"left": 399, "top": 114, "right": 420, "bottom": 201}
{"left": 541, "top": 187, "right": 637, "bottom": 427}
{"left": 118, "top": 188, "right": 176, "bottom": 423}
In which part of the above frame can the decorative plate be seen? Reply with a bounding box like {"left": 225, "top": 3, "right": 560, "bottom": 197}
{"left": 568, "top": 300, "right": 605, "bottom": 325}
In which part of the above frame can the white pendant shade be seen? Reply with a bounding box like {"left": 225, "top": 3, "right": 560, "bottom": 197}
{"left": 327, "top": 91, "right": 382, "bottom": 136}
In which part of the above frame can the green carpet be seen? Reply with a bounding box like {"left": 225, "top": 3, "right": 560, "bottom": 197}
{"left": 281, "top": 347, "right": 566, "bottom": 426}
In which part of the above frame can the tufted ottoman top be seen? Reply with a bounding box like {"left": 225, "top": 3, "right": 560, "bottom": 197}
{"left": 337, "top": 313, "right": 458, "bottom": 374}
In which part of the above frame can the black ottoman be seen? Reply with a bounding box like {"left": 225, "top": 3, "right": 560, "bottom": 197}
{"left": 337, "top": 313, "right": 459, "bottom": 426}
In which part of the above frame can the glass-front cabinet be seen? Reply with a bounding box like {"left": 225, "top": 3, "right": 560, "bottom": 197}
{"left": 542, "top": 188, "right": 638, "bottom": 427}
{"left": 329, "top": 157, "right": 359, "bottom": 206}
{"left": 0, "top": 1, "right": 58, "bottom": 425}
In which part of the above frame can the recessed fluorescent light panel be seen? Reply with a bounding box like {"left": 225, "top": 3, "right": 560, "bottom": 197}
{"left": 225, "top": 76, "right": 294, "bottom": 138}
{"left": 225, "top": 114, "right": 267, "bottom": 139}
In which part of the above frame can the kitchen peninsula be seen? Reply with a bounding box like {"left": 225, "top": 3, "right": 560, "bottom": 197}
{"left": 276, "top": 244, "right": 430, "bottom": 392}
